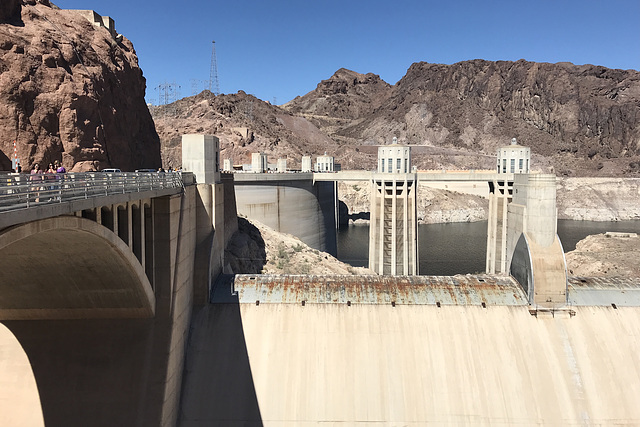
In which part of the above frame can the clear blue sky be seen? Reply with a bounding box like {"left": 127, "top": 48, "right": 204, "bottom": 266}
{"left": 55, "top": 0, "right": 639, "bottom": 105}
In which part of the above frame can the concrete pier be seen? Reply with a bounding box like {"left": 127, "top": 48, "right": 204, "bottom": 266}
{"left": 485, "top": 178, "right": 513, "bottom": 274}
{"left": 508, "top": 174, "right": 567, "bottom": 306}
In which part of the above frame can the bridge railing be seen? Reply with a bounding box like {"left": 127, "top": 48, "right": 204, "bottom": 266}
{"left": 0, "top": 171, "right": 184, "bottom": 212}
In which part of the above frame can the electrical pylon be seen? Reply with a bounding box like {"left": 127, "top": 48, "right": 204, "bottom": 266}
{"left": 209, "top": 41, "right": 220, "bottom": 96}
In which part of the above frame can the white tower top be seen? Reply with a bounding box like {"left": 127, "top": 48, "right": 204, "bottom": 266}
{"left": 497, "top": 138, "right": 530, "bottom": 174}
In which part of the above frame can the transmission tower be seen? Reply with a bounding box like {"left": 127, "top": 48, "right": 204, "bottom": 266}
{"left": 156, "top": 81, "right": 180, "bottom": 105}
{"left": 190, "top": 79, "right": 200, "bottom": 96}
{"left": 209, "top": 40, "right": 220, "bottom": 96}
{"left": 155, "top": 82, "right": 180, "bottom": 116}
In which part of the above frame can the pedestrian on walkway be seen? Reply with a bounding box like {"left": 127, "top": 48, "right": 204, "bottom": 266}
{"left": 30, "top": 163, "right": 43, "bottom": 202}
{"left": 53, "top": 160, "right": 65, "bottom": 201}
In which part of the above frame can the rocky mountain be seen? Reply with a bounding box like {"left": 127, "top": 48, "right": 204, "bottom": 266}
{"left": 155, "top": 60, "right": 639, "bottom": 176}
{"left": 0, "top": 0, "right": 160, "bottom": 172}
{"left": 284, "top": 60, "right": 640, "bottom": 176}
{"left": 152, "top": 90, "right": 339, "bottom": 170}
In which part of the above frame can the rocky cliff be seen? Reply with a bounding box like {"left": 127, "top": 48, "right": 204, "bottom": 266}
{"left": 557, "top": 177, "right": 640, "bottom": 221}
{"left": 0, "top": 0, "right": 160, "bottom": 172}
{"left": 152, "top": 60, "right": 640, "bottom": 177}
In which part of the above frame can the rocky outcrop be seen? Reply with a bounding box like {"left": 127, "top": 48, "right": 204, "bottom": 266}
{"left": 0, "top": 1, "right": 160, "bottom": 172}
{"left": 152, "top": 91, "right": 339, "bottom": 170}
{"left": 225, "top": 217, "right": 372, "bottom": 275}
{"left": 286, "top": 68, "right": 392, "bottom": 120}
{"left": 565, "top": 232, "right": 640, "bottom": 276}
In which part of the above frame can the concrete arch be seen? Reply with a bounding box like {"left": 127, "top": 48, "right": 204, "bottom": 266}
{"left": 510, "top": 232, "right": 567, "bottom": 307}
{"left": 0, "top": 216, "right": 155, "bottom": 319}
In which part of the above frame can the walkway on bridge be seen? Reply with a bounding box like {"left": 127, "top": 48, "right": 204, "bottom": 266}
{"left": 0, "top": 171, "right": 185, "bottom": 229}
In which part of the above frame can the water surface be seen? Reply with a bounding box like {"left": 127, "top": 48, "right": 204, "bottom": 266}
{"left": 337, "top": 220, "right": 640, "bottom": 276}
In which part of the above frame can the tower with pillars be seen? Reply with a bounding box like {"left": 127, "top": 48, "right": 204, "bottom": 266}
{"left": 369, "top": 137, "right": 418, "bottom": 275}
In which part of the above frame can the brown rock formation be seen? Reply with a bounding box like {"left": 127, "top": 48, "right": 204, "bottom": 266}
{"left": 286, "top": 68, "right": 392, "bottom": 120}
{"left": 0, "top": 1, "right": 160, "bottom": 172}
{"left": 225, "top": 217, "right": 371, "bottom": 275}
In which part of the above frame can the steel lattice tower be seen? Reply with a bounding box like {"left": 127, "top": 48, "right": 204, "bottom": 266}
{"left": 209, "top": 41, "right": 220, "bottom": 96}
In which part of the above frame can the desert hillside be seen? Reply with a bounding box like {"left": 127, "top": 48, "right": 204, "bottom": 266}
{"left": 4, "top": 2, "right": 639, "bottom": 184}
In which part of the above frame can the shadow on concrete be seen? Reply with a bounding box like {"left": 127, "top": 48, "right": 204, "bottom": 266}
{"left": 178, "top": 295, "right": 263, "bottom": 426}
{"left": 2, "top": 318, "right": 159, "bottom": 427}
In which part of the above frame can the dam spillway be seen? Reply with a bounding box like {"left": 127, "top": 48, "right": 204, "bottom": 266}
{"left": 178, "top": 274, "right": 640, "bottom": 426}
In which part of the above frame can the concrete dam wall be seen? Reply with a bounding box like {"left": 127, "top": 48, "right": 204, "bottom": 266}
{"left": 234, "top": 174, "right": 337, "bottom": 255}
{"left": 179, "top": 301, "right": 640, "bottom": 426}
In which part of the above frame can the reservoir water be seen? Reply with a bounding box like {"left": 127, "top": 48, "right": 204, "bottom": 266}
{"left": 337, "top": 220, "right": 640, "bottom": 276}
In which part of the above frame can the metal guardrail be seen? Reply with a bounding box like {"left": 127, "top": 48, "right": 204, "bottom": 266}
{"left": 0, "top": 171, "right": 184, "bottom": 213}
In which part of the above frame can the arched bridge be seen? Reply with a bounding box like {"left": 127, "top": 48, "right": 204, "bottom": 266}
{"left": 0, "top": 166, "right": 235, "bottom": 426}
{"left": 0, "top": 172, "right": 185, "bottom": 320}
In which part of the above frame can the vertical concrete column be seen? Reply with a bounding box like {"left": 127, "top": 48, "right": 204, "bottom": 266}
{"left": 193, "top": 183, "right": 215, "bottom": 305}
{"left": 127, "top": 202, "right": 133, "bottom": 248}
{"left": 513, "top": 174, "right": 557, "bottom": 247}
{"left": 368, "top": 180, "right": 377, "bottom": 272}
{"left": 145, "top": 191, "right": 197, "bottom": 426}
{"left": 111, "top": 204, "right": 118, "bottom": 236}
{"left": 131, "top": 201, "right": 143, "bottom": 265}
{"left": 499, "top": 193, "right": 509, "bottom": 272}
{"left": 485, "top": 190, "right": 496, "bottom": 273}
{"left": 378, "top": 180, "right": 384, "bottom": 271}
{"left": 391, "top": 178, "right": 397, "bottom": 275}
{"left": 144, "top": 202, "right": 154, "bottom": 287}
{"left": 485, "top": 180, "right": 512, "bottom": 274}
{"left": 369, "top": 174, "right": 417, "bottom": 275}
{"left": 182, "top": 134, "right": 220, "bottom": 184}
{"left": 139, "top": 201, "right": 146, "bottom": 271}
{"left": 403, "top": 179, "right": 409, "bottom": 273}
